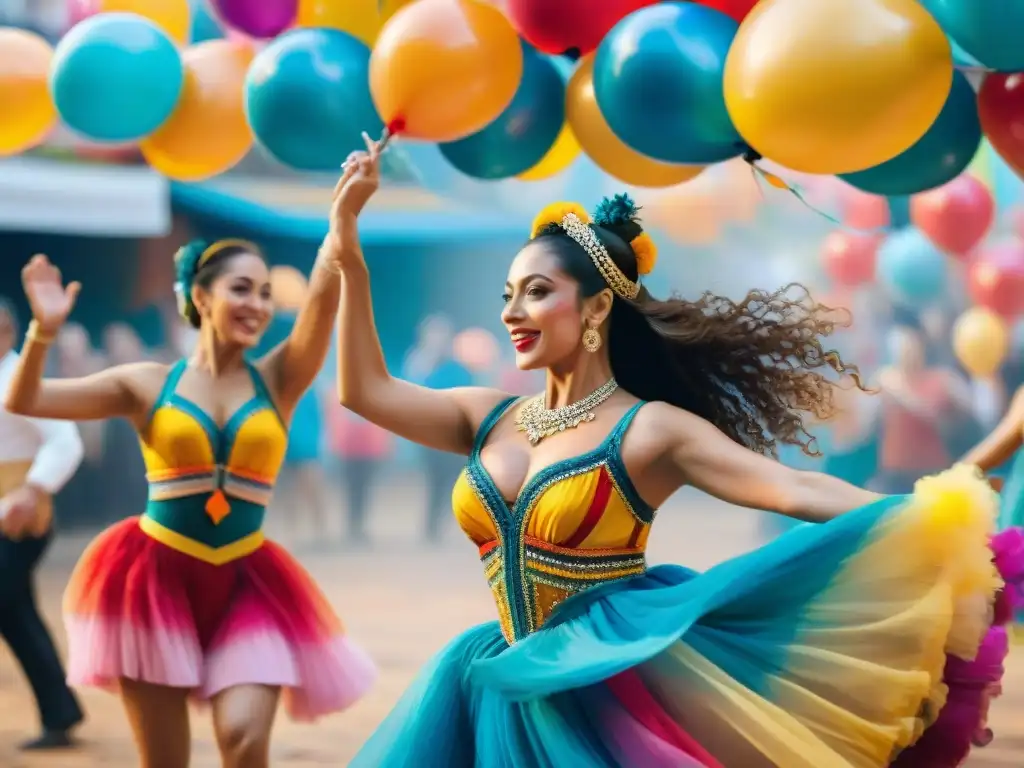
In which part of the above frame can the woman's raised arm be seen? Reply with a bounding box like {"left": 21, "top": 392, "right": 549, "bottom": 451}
{"left": 333, "top": 136, "right": 508, "bottom": 455}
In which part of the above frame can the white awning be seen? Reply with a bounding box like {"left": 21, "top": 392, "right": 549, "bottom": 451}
{"left": 0, "top": 156, "right": 171, "bottom": 237}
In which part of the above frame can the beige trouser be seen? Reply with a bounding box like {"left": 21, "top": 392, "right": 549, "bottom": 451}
{"left": 0, "top": 460, "right": 52, "bottom": 538}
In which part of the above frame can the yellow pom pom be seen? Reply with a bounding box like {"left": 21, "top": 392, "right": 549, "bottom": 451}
{"left": 530, "top": 202, "right": 590, "bottom": 239}
{"left": 630, "top": 232, "right": 658, "bottom": 275}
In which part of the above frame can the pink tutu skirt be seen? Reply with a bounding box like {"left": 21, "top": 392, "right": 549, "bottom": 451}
{"left": 63, "top": 517, "right": 376, "bottom": 720}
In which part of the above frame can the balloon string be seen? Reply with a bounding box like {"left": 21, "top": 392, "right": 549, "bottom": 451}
{"left": 742, "top": 151, "right": 889, "bottom": 237}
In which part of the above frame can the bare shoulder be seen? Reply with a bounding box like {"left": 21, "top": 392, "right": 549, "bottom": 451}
{"left": 451, "top": 386, "right": 518, "bottom": 431}
{"left": 627, "top": 400, "right": 708, "bottom": 454}
{"left": 114, "top": 360, "right": 174, "bottom": 405}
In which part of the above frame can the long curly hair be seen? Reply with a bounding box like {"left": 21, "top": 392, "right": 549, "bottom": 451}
{"left": 533, "top": 196, "right": 868, "bottom": 458}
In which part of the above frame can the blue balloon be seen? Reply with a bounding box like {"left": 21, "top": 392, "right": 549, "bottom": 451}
{"left": 921, "top": 0, "right": 1024, "bottom": 72}
{"left": 877, "top": 229, "right": 948, "bottom": 308}
{"left": 190, "top": 0, "right": 225, "bottom": 43}
{"left": 439, "top": 43, "right": 565, "bottom": 180}
{"left": 840, "top": 71, "right": 980, "bottom": 196}
{"left": 50, "top": 13, "right": 184, "bottom": 143}
{"left": 593, "top": 2, "right": 743, "bottom": 164}
{"left": 245, "top": 29, "right": 383, "bottom": 172}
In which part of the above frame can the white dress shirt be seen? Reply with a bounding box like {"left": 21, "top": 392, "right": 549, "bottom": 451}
{"left": 0, "top": 351, "right": 83, "bottom": 494}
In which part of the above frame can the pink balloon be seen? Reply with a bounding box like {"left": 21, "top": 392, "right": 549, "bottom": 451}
{"left": 841, "top": 189, "right": 889, "bottom": 231}
{"left": 821, "top": 231, "right": 879, "bottom": 288}
{"left": 968, "top": 241, "right": 1024, "bottom": 317}
{"left": 911, "top": 175, "right": 994, "bottom": 257}
{"left": 66, "top": 0, "right": 99, "bottom": 28}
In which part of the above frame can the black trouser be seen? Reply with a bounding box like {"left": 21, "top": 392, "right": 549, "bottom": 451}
{"left": 423, "top": 449, "right": 465, "bottom": 541}
{"left": 0, "top": 533, "right": 83, "bottom": 732}
{"left": 342, "top": 458, "right": 379, "bottom": 540}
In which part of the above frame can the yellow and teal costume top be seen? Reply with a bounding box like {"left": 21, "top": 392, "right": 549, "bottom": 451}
{"left": 138, "top": 359, "right": 286, "bottom": 565}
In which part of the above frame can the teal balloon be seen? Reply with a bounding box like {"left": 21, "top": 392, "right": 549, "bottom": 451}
{"left": 593, "top": 2, "right": 743, "bottom": 164}
{"left": 191, "top": 0, "right": 225, "bottom": 42}
{"left": 50, "top": 13, "right": 184, "bottom": 143}
{"left": 921, "top": 0, "right": 1024, "bottom": 72}
{"left": 439, "top": 43, "right": 565, "bottom": 180}
{"left": 950, "top": 37, "right": 981, "bottom": 68}
{"left": 877, "top": 229, "right": 948, "bottom": 308}
{"left": 841, "top": 71, "right": 980, "bottom": 195}
{"left": 245, "top": 29, "right": 383, "bottom": 172}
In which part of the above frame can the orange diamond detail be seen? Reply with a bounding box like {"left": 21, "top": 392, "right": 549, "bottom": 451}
{"left": 205, "top": 490, "right": 231, "bottom": 525}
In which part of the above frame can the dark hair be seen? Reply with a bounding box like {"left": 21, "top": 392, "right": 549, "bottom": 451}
{"left": 173, "top": 239, "right": 265, "bottom": 329}
{"left": 532, "top": 197, "right": 866, "bottom": 457}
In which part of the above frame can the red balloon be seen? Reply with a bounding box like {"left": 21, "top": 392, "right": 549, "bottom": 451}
{"left": 506, "top": 0, "right": 657, "bottom": 55}
{"left": 968, "top": 242, "right": 1024, "bottom": 317}
{"left": 694, "top": 0, "right": 760, "bottom": 22}
{"left": 910, "top": 175, "right": 994, "bottom": 257}
{"left": 979, "top": 73, "right": 1024, "bottom": 179}
{"left": 841, "top": 189, "right": 889, "bottom": 231}
{"left": 821, "top": 231, "right": 879, "bottom": 287}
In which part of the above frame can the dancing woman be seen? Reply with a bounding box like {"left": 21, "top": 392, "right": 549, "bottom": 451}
{"left": 336, "top": 141, "right": 1016, "bottom": 767}
{"left": 3, "top": 158, "right": 377, "bottom": 768}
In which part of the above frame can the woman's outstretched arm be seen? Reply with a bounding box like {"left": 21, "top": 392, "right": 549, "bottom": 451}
{"left": 334, "top": 136, "right": 509, "bottom": 455}
{"left": 5, "top": 256, "right": 161, "bottom": 425}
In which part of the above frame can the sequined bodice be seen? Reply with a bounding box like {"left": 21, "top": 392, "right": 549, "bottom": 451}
{"left": 452, "top": 397, "right": 655, "bottom": 643}
{"left": 137, "top": 359, "right": 287, "bottom": 564}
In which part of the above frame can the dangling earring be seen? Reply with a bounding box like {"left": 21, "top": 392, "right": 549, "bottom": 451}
{"left": 582, "top": 326, "right": 602, "bottom": 353}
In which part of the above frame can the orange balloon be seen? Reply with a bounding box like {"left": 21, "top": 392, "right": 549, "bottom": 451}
{"left": 567, "top": 56, "right": 702, "bottom": 188}
{"left": 140, "top": 40, "right": 254, "bottom": 181}
{"left": 98, "top": 0, "right": 191, "bottom": 44}
{"left": 370, "top": 0, "right": 523, "bottom": 141}
{"left": 296, "top": 0, "right": 382, "bottom": 45}
{"left": 0, "top": 29, "right": 57, "bottom": 155}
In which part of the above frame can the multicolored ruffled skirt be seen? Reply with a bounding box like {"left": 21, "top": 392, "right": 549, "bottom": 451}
{"left": 63, "top": 517, "right": 376, "bottom": 719}
{"left": 352, "top": 466, "right": 1021, "bottom": 767}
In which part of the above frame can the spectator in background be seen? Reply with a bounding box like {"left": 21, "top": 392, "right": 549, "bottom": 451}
{"left": 98, "top": 323, "right": 149, "bottom": 522}
{"left": 326, "top": 395, "right": 393, "bottom": 546}
{"left": 873, "top": 325, "right": 975, "bottom": 493}
{"left": 402, "top": 315, "right": 473, "bottom": 543}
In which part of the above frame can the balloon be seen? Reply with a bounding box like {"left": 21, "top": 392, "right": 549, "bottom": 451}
{"left": 190, "top": 0, "right": 225, "bottom": 42}
{"left": 0, "top": 29, "right": 57, "bottom": 155}
{"left": 821, "top": 231, "right": 878, "bottom": 288}
{"left": 507, "top": 0, "right": 657, "bottom": 56}
{"left": 723, "top": 0, "right": 952, "bottom": 174}
{"left": 370, "top": 0, "right": 523, "bottom": 142}
{"left": 140, "top": 40, "right": 253, "bottom": 181}
{"left": 910, "top": 175, "right": 994, "bottom": 257}
{"left": 921, "top": 0, "right": 1024, "bottom": 73}
{"left": 246, "top": 28, "right": 382, "bottom": 171}
{"left": 952, "top": 307, "right": 1009, "bottom": 377}
{"left": 517, "top": 123, "right": 580, "bottom": 180}
{"left": 210, "top": 0, "right": 297, "bottom": 38}
{"left": 594, "top": 3, "right": 743, "bottom": 164}
{"left": 967, "top": 242, "right": 1024, "bottom": 318}
{"left": 439, "top": 42, "right": 564, "bottom": 180}
{"left": 979, "top": 73, "right": 1024, "bottom": 180}
{"left": 877, "top": 228, "right": 947, "bottom": 308}
{"left": 69, "top": 0, "right": 191, "bottom": 44}
{"left": 567, "top": 57, "right": 703, "bottom": 188}
{"left": 842, "top": 190, "right": 890, "bottom": 231}
{"left": 296, "top": 0, "right": 381, "bottom": 46}
{"left": 840, "top": 71, "right": 980, "bottom": 196}
{"left": 696, "top": 0, "right": 760, "bottom": 22}
{"left": 50, "top": 13, "right": 184, "bottom": 143}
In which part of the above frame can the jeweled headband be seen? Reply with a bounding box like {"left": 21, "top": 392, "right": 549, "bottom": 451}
{"left": 529, "top": 201, "right": 657, "bottom": 301}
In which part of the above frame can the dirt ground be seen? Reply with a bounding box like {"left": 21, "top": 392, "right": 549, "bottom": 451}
{"left": 1, "top": 484, "right": 1021, "bottom": 767}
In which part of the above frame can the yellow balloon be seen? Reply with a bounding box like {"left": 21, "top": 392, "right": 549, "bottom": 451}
{"left": 568, "top": 56, "right": 703, "bottom": 189}
{"left": 723, "top": 0, "right": 952, "bottom": 174}
{"left": 140, "top": 41, "right": 254, "bottom": 181}
{"left": 517, "top": 123, "right": 581, "bottom": 181}
{"left": 296, "top": 0, "right": 382, "bottom": 46}
{"left": 98, "top": 0, "right": 191, "bottom": 44}
{"left": 380, "top": 0, "right": 416, "bottom": 24}
{"left": 952, "top": 307, "right": 1009, "bottom": 377}
{"left": 0, "top": 29, "right": 57, "bottom": 156}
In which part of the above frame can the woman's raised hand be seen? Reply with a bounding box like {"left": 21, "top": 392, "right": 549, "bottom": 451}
{"left": 332, "top": 132, "right": 383, "bottom": 228}
{"left": 22, "top": 255, "right": 80, "bottom": 334}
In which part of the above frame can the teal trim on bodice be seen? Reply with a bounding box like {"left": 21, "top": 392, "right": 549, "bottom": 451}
{"left": 144, "top": 497, "right": 266, "bottom": 547}
{"left": 466, "top": 397, "right": 653, "bottom": 642}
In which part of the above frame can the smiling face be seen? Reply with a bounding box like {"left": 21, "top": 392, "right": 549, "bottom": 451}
{"left": 502, "top": 241, "right": 610, "bottom": 371}
{"left": 193, "top": 252, "right": 273, "bottom": 349}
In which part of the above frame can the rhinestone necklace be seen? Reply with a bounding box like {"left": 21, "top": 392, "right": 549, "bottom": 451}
{"left": 515, "top": 378, "right": 619, "bottom": 445}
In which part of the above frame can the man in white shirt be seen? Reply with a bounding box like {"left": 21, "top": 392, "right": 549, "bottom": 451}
{"left": 0, "top": 299, "right": 85, "bottom": 750}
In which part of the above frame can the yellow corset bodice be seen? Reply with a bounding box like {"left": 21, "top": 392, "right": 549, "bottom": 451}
{"left": 137, "top": 359, "right": 287, "bottom": 564}
{"left": 452, "top": 398, "right": 655, "bottom": 643}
